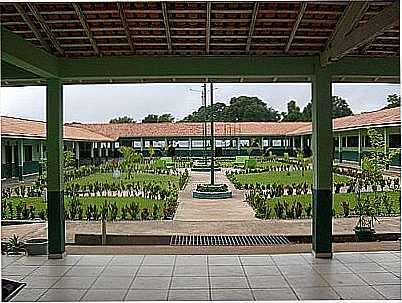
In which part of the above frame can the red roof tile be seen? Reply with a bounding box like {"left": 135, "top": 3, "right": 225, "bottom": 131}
{"left": 1, "top": 116, "right": 113, "bottom": 141}
{"left": 288, "top": 106, "right": 401, "bottom": 135}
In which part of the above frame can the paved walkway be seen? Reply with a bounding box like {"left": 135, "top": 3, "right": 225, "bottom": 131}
{"left": 3, "top": 251, "right": 400, "bottom": 301}
{"left": 174, "top": 170, "right": 256, "bottom": 221}
{"left": 2, "top": 217, "right": 400, "bottom": 243}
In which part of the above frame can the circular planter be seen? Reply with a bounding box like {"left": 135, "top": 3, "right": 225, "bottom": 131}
{"left": 191, "top": 166, "right": 221, "bottom": 172}
{"left": 25, "top": 238, "right": 48, "bottom": 255}
{"left": 354, "top": 228, "right": 375, "bottom": 242}
{"left": 192, "top": 183, "right": 232, "bottom": 199}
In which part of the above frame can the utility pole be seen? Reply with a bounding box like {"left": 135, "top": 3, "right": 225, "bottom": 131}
{"left": 210, "top": 83, "right": 215, "bottom": 185}
{"left": 203, "top": 83, "right": 207, "bottom": 164}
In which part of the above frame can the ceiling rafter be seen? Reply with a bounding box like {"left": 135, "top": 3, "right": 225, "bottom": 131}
{"left": 322, "top": 0, "right": 399, "bottom": 65}
{"left": 161, "top": 2, "right": 172, "bottom": 54}
{"left": 72, "top": 3, "right": 101, "bottom": 56}
{"left": 284, "top": 2, "right": 307, "bottom": 53}
{"left": 26, "top": 3, "right": 65, "bottom": 56}
{"left": 117, "top": 2, "right": 135, "bottom": 53}
{"left": 14, "top": 4, "right": 52, "bottom": 53}
{"left": 245, "top": 2, "right": 259, "bottom": 53}
{"left": 206, "top": 2, "right": 211, "bottom": 54}
{"left": 320, "top": 1, "right": 370, "bottom": 66}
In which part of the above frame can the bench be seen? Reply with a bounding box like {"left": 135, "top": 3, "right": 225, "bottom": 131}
{"left": 234, "top": 156, "right": 250, "bottom": 167}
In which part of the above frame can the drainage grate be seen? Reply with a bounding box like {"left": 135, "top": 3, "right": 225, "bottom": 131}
{"left": 170, "top": 235, "right": 290, "bottom": 246}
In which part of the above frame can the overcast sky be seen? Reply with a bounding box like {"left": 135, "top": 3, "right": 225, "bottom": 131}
{"left": 0, "top": 83, "right": 400, "bottom": 123}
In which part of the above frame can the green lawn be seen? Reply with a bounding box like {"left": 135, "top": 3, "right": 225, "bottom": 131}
{"left": 234, "top": 170, "right": 350, "bottom": 186}
{"left": 267, "top": 191, "right": 400, "bottom": 216}
{"left": 67, "top": 172, "right": 179, "bottom": 188}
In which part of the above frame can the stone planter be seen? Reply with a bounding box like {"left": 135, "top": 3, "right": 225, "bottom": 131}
{"left": 192, "top": 183, "right": 232, "bottom": 199}
{"left": 354, "top": 228, "right": 375, "bottom": 242}
{"left": 24, "top": 239, "right": 48, "bottom": 256}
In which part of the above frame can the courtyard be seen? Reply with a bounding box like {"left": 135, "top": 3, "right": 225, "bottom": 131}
{"left": 1, "top": 0, "right": 401, "bottom": 302}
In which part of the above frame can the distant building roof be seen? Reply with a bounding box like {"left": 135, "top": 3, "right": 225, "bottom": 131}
{"left": 1, "top": 116, "right": 114, "bottom": 141}
{"left": 288, "top": 106, "right": 401, "bottom": 135}
{"left": 1, "top": 107, "right": 400, "bottom": 141}
{"left": 69, "top": 121, "right": 310, "bottom": 140}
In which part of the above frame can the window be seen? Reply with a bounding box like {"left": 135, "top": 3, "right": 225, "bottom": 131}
{"left": 346, "top": 136, "right": 358, "bottom": 147}
{"left": 133, "top": 141, "right": 141, "bottom": 148}
{"left": 272, "top": 139, "right": 282, "bottom": 147}
{"left": 239, "top": 139, "right": 250, "bottom": 147}
{"left": 24, "top": 146, "right": 33, "bottom": 162}
{"left": 364, "top": 136, "right": 372, "bottom": 147}
{"left": 389, "top": 134, "right": 401, "bottom": 148}
{"left": 342, "top": 137, "right": 347, "bottom": 147}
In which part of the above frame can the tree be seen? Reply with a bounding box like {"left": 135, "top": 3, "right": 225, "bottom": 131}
{"left": 142, "top": 114, "right": 174, "bottom": 123}
{"left": 282, "top": 100, "right": 304, "bottom": 121}
{"left": 386, "top": 94, "right": 400, "bottom": 108}
{"left": 183, "top": 96, "right": 280, "bottom": 122}
{"left": 332, "top": 96, "right": 353, "bottom": 118}
{"left": 109, "top": 116, "right": 135, "bottom": 123}
{"left": 118, "top": 146, "right": 141, "bottom": 179}
{"left": 299, "top": 96, "right": 353, "bottom": 121}
{"left": 182, "top": 102, "right": 228, "bottom": 122}
{"left": 142, "top": 114, "right": 159, "bottom": 123}
{"left": 301, "top": 102, "right": 312, "bottom": 121}
{"left": 225, "top": 96, "right": 280, "bottom": 122}
{"left": 158, "top": 113, "right": 175, "bottom": 122}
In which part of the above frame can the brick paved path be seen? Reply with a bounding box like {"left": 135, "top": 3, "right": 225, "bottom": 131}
{"left": 173, "top": 170, "right": 256, "bottom": 221}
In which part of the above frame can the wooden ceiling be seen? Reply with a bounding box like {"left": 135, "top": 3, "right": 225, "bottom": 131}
{"left": 0, "top": 1, "right": 399, "bottom": 58}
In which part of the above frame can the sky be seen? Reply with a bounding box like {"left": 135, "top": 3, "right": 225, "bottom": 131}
{"left": 0, "top": 83, "right": 400, "bottom": 123}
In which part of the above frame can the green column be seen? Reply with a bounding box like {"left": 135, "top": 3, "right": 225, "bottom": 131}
{"left": 46, "top": 78, "right": 65, "bottom": 259}
{"left": 17, "top": 139, "right": 24, "bottom": 181}
{"left": 210, "top": 83, "right": 215, "bottom": 185}
{"left": 311, "top": 65, "right": 333, "bottom": 258}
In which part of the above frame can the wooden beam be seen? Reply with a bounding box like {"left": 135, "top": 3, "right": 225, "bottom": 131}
{"left": 1, "top": 27, "right": 59, "bottom": 78}
{"left": 323, "top": 0, "right": 399, "bottom": 65}
{"left": 284, "top": 2, "right": 307, "bottom": 53}
{"left": 161, "top": 2, "right": 172, "bottom": 54}
{"left": 206, "top": 2, "right": 211, "bottom": 53}
{"left": 320, "top": 1, "right": 370, "bottom": 65}
{"left": 246, "top": 2, "right": 259, "bottom": 53}
{"left": 117, "top": 3, "right": 135, "bottom": 53}
{"left": 72, "top": 3, "right": 100, "bottom": 56}
{"left": 26, "top": 3, "right": 65, "bottom": 56}
{"left": 14, "top": 4, "right": 52, "bottom": 53}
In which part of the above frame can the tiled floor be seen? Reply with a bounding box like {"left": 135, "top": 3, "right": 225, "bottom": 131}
{"left": 2, "top": 251, "right": 400, "bottom": 301}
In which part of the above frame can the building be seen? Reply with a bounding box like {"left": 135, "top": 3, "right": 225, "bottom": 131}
{"left": 2, "top": 106, "right": 400, "bottom": 181}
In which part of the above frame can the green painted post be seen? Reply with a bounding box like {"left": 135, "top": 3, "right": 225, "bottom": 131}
{"left": 210, "top": 83, "right": 215, "bottom": 185}
{"left": 203, "top": 83, "right": 207, "bottom": 164}
{"left": 17, "top": 140, "right": 24, "bottom": 181}
{"left": 311, "top": 64, "right": 333, "bottom": 258}
{"left": 46, "top": 78, "right": 65, "bottom": 259}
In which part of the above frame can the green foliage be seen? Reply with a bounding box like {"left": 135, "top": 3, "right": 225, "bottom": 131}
{"left": 281, "top": 100, "right": 303, "bottom": 122}
{"left": 64, "top": 150, "right": 76, "bottom": 168}
{"left": 7, "top": 235, "right": 25, "bottom": 254}
{"left": 332, "top": 96, "right": 353, "bottom": 118}
{"left": 109, "top": 116, "right": 135, "bottom": 123}
{"left": 386, "top": 94, "right": 400, "bottom": 108}
{"left": 118, "top": 146, "right": 142, "bottom": 179}
{"left": 182, "top": 96, "right": 281, "bottom": 122}
{"left": 142, "top": 113, "right": 174, "bottom": 123}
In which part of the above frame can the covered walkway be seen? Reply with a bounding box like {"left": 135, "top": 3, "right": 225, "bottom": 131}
{"left": 3, "top": 251, "right": 400, "bottom": 301}
{"left": 1, "top": 1, "right": 400, "bottom": 261}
